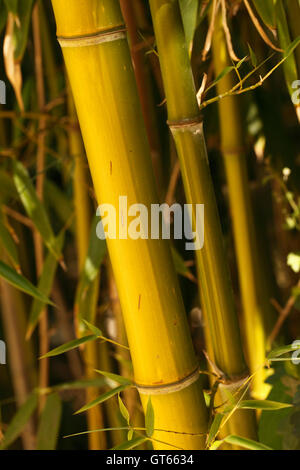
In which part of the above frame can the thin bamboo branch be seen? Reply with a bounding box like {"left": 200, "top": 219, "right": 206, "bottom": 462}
{"left": 32, "top": 1, "right": 48, "bottom": 413}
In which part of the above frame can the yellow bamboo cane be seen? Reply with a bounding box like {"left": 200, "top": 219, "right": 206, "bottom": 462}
{"left": 211, "top": 7, "right": 272, "bottom": 400}
{"left": 149, "top": 0, "right": 257, "bottom": 440}
{"left": 51, "top": 0, "right": 208, "bottom": 450}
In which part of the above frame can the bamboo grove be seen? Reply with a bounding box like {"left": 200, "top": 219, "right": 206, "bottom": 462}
{"left": 0, "top": 0, "right": 299, "bottom": 451}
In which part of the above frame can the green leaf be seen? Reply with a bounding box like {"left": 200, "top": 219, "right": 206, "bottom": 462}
{"left": 0, "top": 210, "right": 19, "bottom": 271}
{"left": 145, "top": 397, "right": 155, "bottom": 438}
{"left": 27, "top": 230, "right": 65, "bottom": 339}
{"left": 95, "top": 369, "right": 132, "bottom": 386}
{"left": 238, "top": 400, "right": 293, "bottom": 411}
{"left": 82, "top": 319, "right": 103, "bottom": 337}
{"left": 13, "top": 161, "right": 61, "bottom": 263}
{"left": 171, "top": 247, "right": 195, "bottom": 282}
{"left": 0, "top": 260, "right": 53, "bottom": 305}
{"left": 267, "top": 344, "right": 300, "bottom": 360}
{"left": 75, "top": 216, "right": 107, "bottom": 335}
{"left": 112, "top": 437, "right": 148, "bottom": 450}
{"left": 179, "top": 0, "right": 199, "bottom": 55}
{"left": 37, "top": 393, "right": 62, "bottom": 450}
{"left": 0, "top": 392, "right": 38, "bottom": 450}
{"left": 248, "top": 43, "right": 257, "bottom": 68}
{"left": 41, "top": 335, "right": 97, "bottom": 359}
{"left": 207, "top": 413, "right": 224, "bottom": 447}
{"left": 223, "top": 434, "right": 273, "bottom": 450}
{"left": 14, "top": 0, "right": 34, "bottom": 61}
{"left": 4, "top": 0, "right": 18, "bottom": 15}
{"left": 252, "top": 0, "right": 276, "bottom": 28}
{"left": 259, "top": 368, "right": 294, "bottom": 450}
{"left": 75, "top": 385, "right": 127, "bottom": 415}
{"left": 0, "top": 1, "right": 8, "bottom": 36}
{"left": 275, "top": 1, "right": 298, "bottom": 97}
{"left": 118, "top": 395, "right": 130, "bottom": 425}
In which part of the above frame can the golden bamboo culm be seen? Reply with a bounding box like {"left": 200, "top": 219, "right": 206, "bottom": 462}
{"left": 51, "top": 0, "right": 208, "bottom": 450}
{"left": 211, "top": 6, "right": 272, "bottom": 400}
{"left": 148, "top": 0, "right": 257, "bottom": 440}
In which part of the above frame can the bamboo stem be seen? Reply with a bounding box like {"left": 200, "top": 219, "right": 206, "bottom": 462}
{"left": 32, "top": 1, "right": 48, "bottom": 412}
{"left": 149, "top": 0, "right": 257, "bottom": 439}
{"left": 51, "top": 0, "right": 208, "bottom": 450}
{"left": 211, "top": 8, "right": 272, "bottom": 400}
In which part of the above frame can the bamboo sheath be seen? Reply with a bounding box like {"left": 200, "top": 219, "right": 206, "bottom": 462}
{"left": 149, "top": 0, "right": 257, "bottom": 439}
{"left": 211, "top": 9, "right": 270, "bottom": 400}
{"left": 51, "top": 0, "right": 207, "bottom": 449}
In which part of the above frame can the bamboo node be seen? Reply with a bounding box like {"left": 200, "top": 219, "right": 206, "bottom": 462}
{"left": 219, "top": 370, "right": 250, "bottom": 390}
{"left": 167, "top": 115, "right": 203, "bottom": 132}
{"left": 57, "top": 26, "right": 127, "bottom": 48}
{"left": 135, "top": 366, "right": 200, "bottom": 395}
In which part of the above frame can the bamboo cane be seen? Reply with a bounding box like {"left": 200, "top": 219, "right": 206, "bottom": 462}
{"left": 32, "top": 2, "right": 49, "bottom": 412}
{"left": 51, "top": 0, "right": 208, "bottom": 450}
{"left": 211, "top": 8, "right": 272, "bottom": 400}
{"left": 285, "top": 0, "right": 300, "bottom": 76}
{"left": 149, "top": 0, "right": 257, "bottom": 439}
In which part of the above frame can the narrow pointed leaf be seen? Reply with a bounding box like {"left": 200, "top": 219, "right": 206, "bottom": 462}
{"left": 75, "top": 385, "right": 127, "bottom": 415}
{"left": 238, "top": 400, "right": 293, "bottom": 411}
{"left": 223, "top": 434, "right": 273, "bottom": 450}
{"left": 37, "top": 393, "right": 62, "bottom": 450}
{"left": 95, "top": 369, "right": 132, "bottom": 386}
{"left": 112, "top": 437, "right": 148, "bottom": 450}
{"left": 0, "top": 392, "right": 38, "bottom": 450}
{"left": 27, "top": 230, "right": 65, "bottom": 339}
{"left": 41, "top": 335, "right": 97, "bottom": 359}
{"left": 0, "top": 260, "right": 53, "bottom": 304}
{"left": 145, "top": 397, "right": 155, "bottom": 437}
{"left": 13, "top": 161, "right": 61, "bottom": 261}
{"left": 118, "top": 395, "right": 130, "bottom": 425}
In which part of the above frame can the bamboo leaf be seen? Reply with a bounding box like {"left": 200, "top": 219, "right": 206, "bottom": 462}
{"left": 118, "top": 395, "right": 130, "bottom": 425}
{"left": 112, "top": 436, "right": 148, "bottom": 450}
{"left": 171, "top": 247, "right": 196, "bottom": 282}
{"left": 75, "top": 215, "right": 106, "bottom": 335}
{"left": 207, "top": 413, "right": 223, "bottom": 447}
{"left": 223, "top": 434, "right": 273, "bottom": 450}
{"left": 0, "top": 1, "right": 8, "bottom": 40}
{"left": 275, "top": 0, "right": 298, "bottom": 97}
{"left": 0, "top": 210, "right": 19, "bottom": 271}
{"left": 13, "top": 160, "right": 61, "bottom": 262}
{"left": 41, "top": 335, "right": 97, "bottom": 359}
{"left": 179, "top": 0, "right": 199, "bottom": 54}
{"left": 0, "top": 392, "right": 38, "bottom": 450}
{"left": 0, "top": 260, "right": 53, "bottom": 304}
{"left": 37, "top": 393, "right": 62, "bottom": 450}
{"left": 75, "top": 385, "right": 127, "bottom": 415}
{"left": 267, "top": 344, "right": 300, "bottom": 359}
{"left": 82, "top": 319, "right": 103, "bottom": 337}
{"left": 27, "top": 230, "right": 65, "bottom": 339}
{"left": 248, "top": 43, "right": 257, "bottom": 68}
{"left": 94, "top": 369, "right": 132, "bottom": 386}
{"left": 238, "top": 400, "right": 293, "bottom": 411}
{"left": 14, "top": 0, "right": 34, "bottom": 61}
{"left": 145, "top": 397, "right": 155, "bottom": 438}
{"left": 4, "top": 0, "right": 18, "bottom": 15}
{"left": 251, "top": 0, "right": 276, "bottom": 29}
